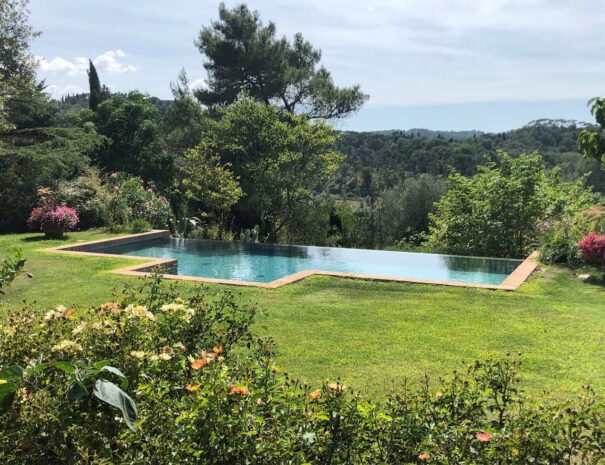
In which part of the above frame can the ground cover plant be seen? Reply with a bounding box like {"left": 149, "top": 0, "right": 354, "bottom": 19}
{"left": 1, "top": 272, "right": 604, "bottom": 464}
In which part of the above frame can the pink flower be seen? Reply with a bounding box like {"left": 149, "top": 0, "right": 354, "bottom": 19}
{"left": 475, "top": 431, "right": 491, "bottom": 442}
{"left": 578, "top": 231, "right": 605, "bottom": 266}
{"left": 27, "top": 207, "right": 45, "bottom": 230}
{"left": 28, "top": 205, "right": 79, "bottom": 231}
{"left": 147, "top": 188, "right": 153, "bottom": 193}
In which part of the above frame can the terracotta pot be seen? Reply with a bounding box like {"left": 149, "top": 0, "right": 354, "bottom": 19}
{"left": 42, "top": 223, "right": 65, "bottom": 239}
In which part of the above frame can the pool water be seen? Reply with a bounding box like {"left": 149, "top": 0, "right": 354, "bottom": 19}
{"left": 93, "top": 237, "right": 522, "bottom": 285}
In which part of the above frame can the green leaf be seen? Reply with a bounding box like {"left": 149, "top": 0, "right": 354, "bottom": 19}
{"left": 0, "top": 382, "right": 18, "bottom": 413}
{"left": 0, "top": 365, "right": 24, "bottom": 381}
{"left": 93, "top": 379, "right": 137, "bottom": 429}
{"left": 100, "top": 366, "right": 129, "bottom": 389}
{"left": 68, "top": 380, "right": 88, "bottom": 400}
{"left": 51, "top": 361, "right": 76, "bottom": 375}
{"left": 93, "top": 359, "right": 111, "bottom": 370}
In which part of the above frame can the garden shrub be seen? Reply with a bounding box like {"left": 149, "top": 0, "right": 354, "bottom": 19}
{"left": 0, "top": 276, "right": 604, "bottom": 464}
{"left": 578, "top": 230, "right": 605, "bottom": 268}
{"left": 0, "top": 127, "right": 104, "bottom": 233}
{"left": 57, "top": 168, "right": 108, "bottom": 230}
{"left": 105, "top": 174, "right": 173, "bottom": 231}
{"left": 428, "top": 152, "right": 598, "bottom": 258}
{"left": 540, "top": 205, "right": 605, "bottom": 266}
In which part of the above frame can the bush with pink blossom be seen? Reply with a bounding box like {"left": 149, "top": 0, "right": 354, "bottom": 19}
{"left": 27, "top": 205, "right": 79, "bottom": 238}
{"left": 578, "top": 231, "right": 605, "bottom": 268}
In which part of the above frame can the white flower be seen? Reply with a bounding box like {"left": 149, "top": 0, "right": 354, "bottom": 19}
{"left": 130, "top": 350, "right": 146, "bottom": 359}
{"left": 72, "top": 323, "right": 87, "bottom": 335}
{"left": 160, "top": 303, "right": 186, "bottom": 313}
{"left": 124, "top": 305, "right": 155, "bottom": 321}
{"left": 52, "top": 340, "right": 83, "bottom": 353}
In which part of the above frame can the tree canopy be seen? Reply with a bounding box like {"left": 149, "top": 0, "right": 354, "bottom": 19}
{"left": 195, "top": 96, "right": 344, "bottom": 239}
{"left": 579, "top": 97, "right": 605, "bottom": 165}
{"left": 194, "top": 3, "right": 368, "bottom": 119}
{"left": 85, "top": 91, "right": 174, "bottom": 188}
{"left": 0, "top": 0, "right": 55, "bottom": 131}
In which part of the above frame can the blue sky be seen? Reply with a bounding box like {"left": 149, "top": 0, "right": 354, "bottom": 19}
{"left": 29, "top": 0, "right": 605, "bottom": 132}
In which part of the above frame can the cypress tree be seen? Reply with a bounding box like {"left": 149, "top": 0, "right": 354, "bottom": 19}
{"left": 87, "top": 59, "right": 101, "bottom": 111}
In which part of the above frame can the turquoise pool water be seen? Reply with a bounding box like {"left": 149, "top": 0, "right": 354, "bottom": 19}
{"left": 93, "top": 237, "right": 522, "bottom": 285}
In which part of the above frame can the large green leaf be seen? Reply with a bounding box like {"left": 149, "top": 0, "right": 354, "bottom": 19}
{"left": 0, "top": 365, "right": 24, "bottom": 381}
{"left": 51, "top": 361, "right": 76, "bottom": 375}
{"left": 93, "top": 379, "right": 137, "bottom": 429}
{"left": 0, "top": 382, "right": 18, "bottom": 413}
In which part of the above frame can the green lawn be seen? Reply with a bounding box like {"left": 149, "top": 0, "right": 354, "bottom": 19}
{"left": 2, "top": 230, "right": 604, "bottom": 398}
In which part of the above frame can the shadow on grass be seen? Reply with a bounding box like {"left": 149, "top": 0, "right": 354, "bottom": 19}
{"left": 583, "top": 275, "right": 605, "bottom": 288}
{"left": 20, "top": 235, "right": 70, "bottom": 243}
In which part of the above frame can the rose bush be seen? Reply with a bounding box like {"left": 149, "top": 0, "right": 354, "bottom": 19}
{"left": 0, "top": 275, "right": 603, "bottom": 464}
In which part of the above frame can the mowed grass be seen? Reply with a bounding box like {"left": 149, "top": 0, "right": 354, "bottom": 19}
{"left": 1, "top": 231, "right": 604, "bottom": 398}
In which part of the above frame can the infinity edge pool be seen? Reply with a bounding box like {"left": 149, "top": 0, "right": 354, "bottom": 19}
{"left": 44, "top": 230, "right": 539, "bottom": 290}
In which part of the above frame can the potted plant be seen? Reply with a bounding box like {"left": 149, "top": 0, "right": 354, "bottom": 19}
{"left": 28, "top": 205, "right": 79, "bottom": 239}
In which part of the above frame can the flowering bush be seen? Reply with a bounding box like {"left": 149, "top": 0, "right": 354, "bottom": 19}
{"left": 540, "top": 206, "right": 605, "bottom": 266}
{"left": 0, "top": 276, "right": 603, "bottom": 464}
{"left": 578, "top": 231, "right": 605, "bottom": 267}
{"left": 27, "top": 205, "right": 79, "bottom": 237}
{"left": 104, "top": 174, "right": 173, "bottom": 231}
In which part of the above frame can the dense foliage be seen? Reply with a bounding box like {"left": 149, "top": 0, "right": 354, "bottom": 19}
{"left": 334, "top": 121, "right": 605, "bottom": 197}
{"left": 83, "top": 91, "right": 174, "bottom": 188}
{"left": 195, "top": 3, "right": 368, "bottom": 119}
{"left": 0, "top": 127, "right": 105, "bottom": 232}
{"left": 428, "top": 152, "right": 597, "bottom": 258}
{"left": 196, "top": 96, "right": 344, "bottom": 240}
{"left": 0, "top": 277, "right": 604, "bottom": 464}
{"left": 4, "top": 0, "right": 604, "bottom": 262}
{"left": 0, "top": 0, "right": 56, "bottom": 131}
{"left": 104, "top": 174, "right": 173, "bottom": 232}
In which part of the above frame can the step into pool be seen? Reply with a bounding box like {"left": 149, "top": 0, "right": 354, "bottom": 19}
{"left": 91, "top": 237, "right": 522, "bottom": 286}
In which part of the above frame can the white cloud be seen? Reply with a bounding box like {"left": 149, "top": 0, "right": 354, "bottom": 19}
{"left": 190, "top": 78, "right": 207, "bottom": 89}
{"left": 93, "top": 50, "right": 137, "bottom": 74}
{"left": 36, "top": 49, "right": 137, "bottom": 77}
{"left": 37, "top": 56, "right": 85, "bottom": 76}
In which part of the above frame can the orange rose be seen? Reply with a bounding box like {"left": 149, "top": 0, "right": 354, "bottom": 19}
{"left": 185, "top": 384, "right": 201, "bottom": 393}
{"left": 190, "top": 357, "right": 207, "bottom": 370}
{"left": 228, "top": 384, "right": 250, "bottom": 396}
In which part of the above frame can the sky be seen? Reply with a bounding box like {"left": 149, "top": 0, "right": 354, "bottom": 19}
{"left": 29, "top": 0, "right": 605, "bottom": 132}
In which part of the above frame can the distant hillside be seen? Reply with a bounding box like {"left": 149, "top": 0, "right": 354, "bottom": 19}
{"left": 364, "top": 128, "right": 484, "bottom": 140}
{"left": 334, "top": 119, "right": 604, "bottom": 196}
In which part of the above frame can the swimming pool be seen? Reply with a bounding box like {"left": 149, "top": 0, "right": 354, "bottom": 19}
{"left": 91, "top": 236, "right": 522, "bottom": 286}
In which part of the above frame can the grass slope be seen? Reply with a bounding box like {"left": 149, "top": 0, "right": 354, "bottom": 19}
{"left": 1, "top": 231, "right": 604, "bottom": 398}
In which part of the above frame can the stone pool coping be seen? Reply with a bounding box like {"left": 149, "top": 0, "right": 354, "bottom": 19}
{"left": 44, "top": 230, "right": 539, "bottom": 290}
